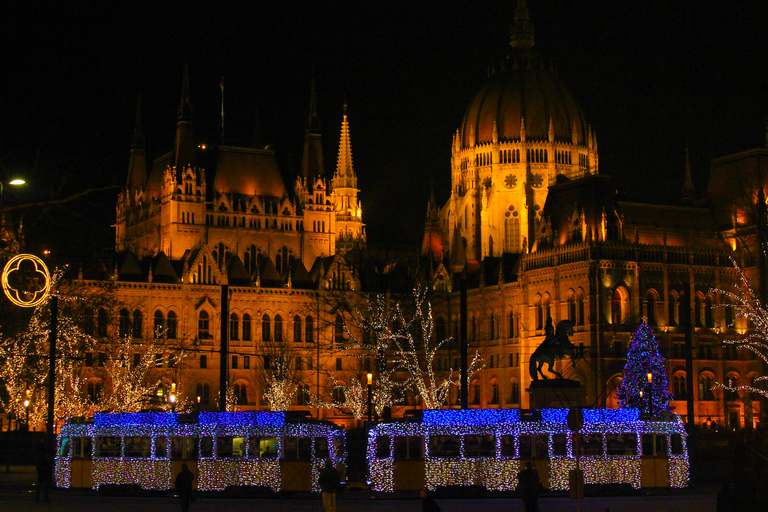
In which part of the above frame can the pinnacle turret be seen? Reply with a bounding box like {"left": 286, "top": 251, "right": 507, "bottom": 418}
{"left": 510, "top": 0, "right": 534, "bottom": 51}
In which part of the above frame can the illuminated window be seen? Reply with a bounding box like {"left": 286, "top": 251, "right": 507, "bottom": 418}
{"left": 242, "top": 314, "right": 251, "bottom": 341}
{"left": 198, "top": 311, "right": 210, "bottom": 339}
{"left": 262, "top": 314, "right": 271, "bottom": 341}
{"left": 230, "top": 313, "right": 239, "bottom": 341}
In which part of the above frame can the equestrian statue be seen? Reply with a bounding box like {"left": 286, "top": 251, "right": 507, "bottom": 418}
{"left": 529, "top": 318, "right": 576, "bottom": 381}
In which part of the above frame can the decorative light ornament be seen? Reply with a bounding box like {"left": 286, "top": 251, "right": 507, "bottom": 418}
{"left": 2, "top": 254, "right": 51, "bottom": 307}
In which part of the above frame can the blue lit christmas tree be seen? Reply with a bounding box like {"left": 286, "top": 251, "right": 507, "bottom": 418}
{"left": 617, "top": 320, "right": 673, "bottom": 413}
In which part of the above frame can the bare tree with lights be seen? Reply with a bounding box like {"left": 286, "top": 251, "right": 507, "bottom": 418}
{"left": 711, "top": 257, "right": 768, "bottom": 398}
{"left": 390, "top": 286, "right": 483, "bottom": 409}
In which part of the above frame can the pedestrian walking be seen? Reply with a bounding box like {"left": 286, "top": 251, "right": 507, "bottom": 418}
{"left": 318, "top": 459, "right": 341, "bottom": 512}
{"left": 420, "top": 487, "right": 441, "bottom": 512}
{"left": 517, "top": 461, "right": 542, "bottom": 512}
{"left": 35, "top": 453, "right": 50, "bottom": 503}
{"left": 175, "top": 462, "right": 195, "bottom": 512}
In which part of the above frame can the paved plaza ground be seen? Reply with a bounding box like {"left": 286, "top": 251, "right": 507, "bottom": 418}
{"left": 0, "top": 466, "right": 718, "bottom": 512}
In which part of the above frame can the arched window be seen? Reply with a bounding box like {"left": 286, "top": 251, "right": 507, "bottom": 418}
{"left": 306, "top": 315, "right": 314, "bottom": 343}
{"left": 242, "top": 314, "right": 251, "bottom": 341}
{"left": 694, "top": 294, "right": 704, "bottom": 327}
{"left": 508, "top": 311, "right": 515, "bottom": 339}
{"left": 673, "top": 372, "right": 687, "bottom": 399}
{"left": 705, "top": 294, "right": 715, "bottom": 328}
{"left": 576, "top": 288, "right": 586, "bottom": 326}
{"left": 471, "top": 315, "right": 477, "bottom": 342}
{"left": 87, "top": 379, "right": 103, "bottom": 403}
{"left": 132, "top": 310, "right": 143, "bottom": 338}
{"left": 725, "top": 372, "right": 740, "bottom": 402}
{"left": 198, "top": 311, "right": 210, "bottom": 339}
{"left": 234, "top": 383, "right": 248, "bottom": 405}
{"left": 489, "top": 312, "right": 495, "bottom": 340}
{"left": 612, "top": 287, "right": 629, "bottom": 325}
{"left": 294, "top": 315, "right": 302, "bottom": 342}
{"left": 334, "top": 314, "right": 344, "bottom": 343}
{"left": 542, "top": 294, "right": 551, "bottom": 324}
{"left": 510, "top": 380, "right": 520, "bottom": 405}
{"left": 668, "top": 292, "right": 678, "bottom": 327}
{"left": 645, "top": 291, "right": 656, "bottom": 325}
{"left": 567, "top": 290, "right": 576, "bottom": 323}
{"left": 119, "top": 309, "right": 131, "bottom": 337}
{"left": 490, "top": 381, "right": 499, "bottom": 404}
{"left": 229, "top": 313, "right": 240, "bottom": 341}
{"left": 534, "top": 296, "right": 543, "bottom": 330}
{"left": 274, "top": 315, "right": 283, "bottom": 342}
{"left": 167, "top": 311, "right": 177, "bottom": 339}
{"left": 154, "top": 311, "right": 164, "bottom": 339}
{"left": 332, "top": 387, "right": 346, "bottom": 404}
{"left": 698, "top": 372, "right": 715, "bottom": 401}
{"left": 435, "top": 317, "right": 447, "bottom": 342}
{"left": 196, "top": 383, "right": 210, "bottom": 406}
{"left": 471, "top": 380, "right": 481, "bottom": 405}
{"left": 262, "top": 314, "right": 272, "bottom": 342}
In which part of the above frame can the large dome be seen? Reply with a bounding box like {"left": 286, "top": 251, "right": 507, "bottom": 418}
{"left": 459, "top": 62, "right": 590, "bottom": 149}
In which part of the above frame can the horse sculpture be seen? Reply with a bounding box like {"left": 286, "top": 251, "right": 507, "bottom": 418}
{"left": 529, "top": 319, "right": 576, "bottom": 381}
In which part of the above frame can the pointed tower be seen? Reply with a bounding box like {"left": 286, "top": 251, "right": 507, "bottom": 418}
{"left": 172, "top": 62, "right": 196, "bottom": 179}
{"left": 126, "top": 95, "right": 147, "bottom": 196}
{"left": 509, "top": 0, "right": 534, "bottom": 51}
{"left": 421, "top": 184, "right": 444, "bottom": 265}
{"left": 682, "top": 145, "right": 695, "bottom": 205}
{"left": 300, "top": 77, "right": 325, "bottom": 191}
{"left": 332, "top": 102, "right": 365, "bottom": 253}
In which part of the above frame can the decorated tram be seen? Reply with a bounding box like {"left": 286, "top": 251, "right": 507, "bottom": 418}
{"left": 366, "top": 408, "right": 689, "bottom": 492}
{"left": 55, "top": 411, "right": 345, "bottom": 492}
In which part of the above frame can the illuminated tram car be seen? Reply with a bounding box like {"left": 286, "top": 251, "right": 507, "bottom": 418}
{"left": 367, "top": 408, "right": 688, "bottom": 492}
{"left": 55, "top": 411, "right": 345, "bottom": 492}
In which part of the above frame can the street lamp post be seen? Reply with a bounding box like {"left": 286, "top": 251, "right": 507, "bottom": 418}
{"left": 646, "top": 373, "right": 653, "bottom": 418}
{"left": 170, "top": 383, "right": 177, "bottom": 413}
{"left": 23, "top": 392, "right": 30, "bottom": 431}
{"left": 367, "top": 373, "right": 373, "bottom": 424}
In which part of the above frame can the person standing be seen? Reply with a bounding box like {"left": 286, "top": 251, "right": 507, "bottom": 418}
{"left": 35, "top": 453, "right": 50, "bottom": 503}
{"left": 318, "top": 459, "right": 340, "bottom": 512}
{"left": 517, "top": 461, "right": 541, "bottom": 512}
{"left": 175, "top": 463, "right": 195, "bottom": 512}
{"left": 420, "top": 488, "right": 441, "bottom": 512}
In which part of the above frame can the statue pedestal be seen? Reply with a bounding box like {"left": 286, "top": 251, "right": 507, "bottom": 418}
{"left": 527, "top": 379, "right": 585, "bottom": 409}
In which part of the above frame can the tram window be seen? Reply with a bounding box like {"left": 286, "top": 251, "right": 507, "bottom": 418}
{"left": 57, "top": 437, "right": 71, "bottom": 457}
{"left": 464, "top": 434, "right": 495, "bottom": 458}
{"left": 375, "top": 436, "right": 391, "bottom": 459}
{"left": 655, "top": 435, "right": 668, "bottom": 456}
{"left": 124, "top": 437, "right": 151, "bottom": 458}
{"left": 95, "top": 436, "right": 122, "bottom": 457}
{"left": 671, "top": 434, "right": 684, "bottom": 455}
{"left": 315, "top": 437, "right": 330, "bottom": 459}
{"left": 283, "top": 437, "right": 312, "bottom": 460}
{"left": 72, "top": 437, "right": 92, "bottom": 458}
{"left": 216, "top": 436, "right": 244, "bottom": 458}
{"left": 247, "top": 436, "right": 278, "bottom": 458}
{"left": 552, "top": 434, "right": 568, "bottom": 456}
{"left": 394, "top": 436, "right": 424, "bottom": 460}
{"left": 428, "top": 435, "right": 461, "bottom": 458}
{"left": 172, "top": 437, "right": 198, "bottom": 459}
{"left": 155, "top": 437, "right": 168, "bottom": 458}
{"left": 200, "top": 437, "right": 214, "bottom": 458}
{"left": 333, "top": 437, "right": 345, "bottom": 458}
{"left": 606, "top": 434, "right": 637, "bottom": 456}
{"left": 519, "top": 435, "right": 549, "bottom": 458}
{"left": 501, "top": 435, "right": 516, "bottom": 457}
{"left": 579, "top": 434, "right": 603, "bottom": 456}
{"left": 641, "top": 434, "right": 654, "bottom": 456}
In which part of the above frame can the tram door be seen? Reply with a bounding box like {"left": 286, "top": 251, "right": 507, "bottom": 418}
{"left": 640, "top": 434, "right": 669, "bottom": 487}
{"left": 392, "top": 436, "right": 424, "bottom": 491}
{"left": 281, "top": 436, "right": 312, "bottom": 490}
{"left": 518, "top": 434, "right": 550, "bottom": 488}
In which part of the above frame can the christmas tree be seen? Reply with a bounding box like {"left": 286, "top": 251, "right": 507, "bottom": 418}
{"left": 617, "top": 320, "right": 673, "bottom": 413}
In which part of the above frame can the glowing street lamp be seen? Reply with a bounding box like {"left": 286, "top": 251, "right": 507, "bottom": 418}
{"left": 367, "top": 373, "right": 373, "bottom": 423}
{"left": 0, "top": 178, "right": 26, "bottom": 220}
{"left": 170, "top": 383, "right": 177, "bottom": 413}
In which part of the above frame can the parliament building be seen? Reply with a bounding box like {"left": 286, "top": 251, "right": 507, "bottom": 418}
{"left": 82, "top": 1, "right": 764, "bottom": 430}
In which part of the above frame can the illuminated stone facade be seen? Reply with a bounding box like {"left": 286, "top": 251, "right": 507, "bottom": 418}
{"left": 88, "top": 2, "right": 764, "bottom": 431}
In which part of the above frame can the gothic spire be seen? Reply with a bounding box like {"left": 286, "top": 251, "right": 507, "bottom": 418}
{"left": 335, "top": 101, "right": 354, "bottom": 179}
{"left": 300, "top": 77, "right": 325, "bottom": 187}
{"left": 510, "top": 0, "right": 535, "bottom": 51}
{"left": 173, "top": 61, "right": 196, "bottom": 176}
{"left": 126, "top": 94, "right": 147, "bottom": 191}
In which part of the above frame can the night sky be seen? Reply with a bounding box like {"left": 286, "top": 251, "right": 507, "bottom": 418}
{"left": 2, "top": 1, "right": 767, "bottom": 264}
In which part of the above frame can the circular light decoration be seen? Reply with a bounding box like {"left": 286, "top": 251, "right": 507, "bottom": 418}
{"left": 2, "top": 254, "right": 51, "bottom": 307}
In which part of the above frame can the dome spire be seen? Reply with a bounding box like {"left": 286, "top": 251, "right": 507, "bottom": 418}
{"left": 510, "top": 0, "right": 535, "bottom": 51}
{"left": 335, "top": 101, "right": 354, "bottom": 179}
